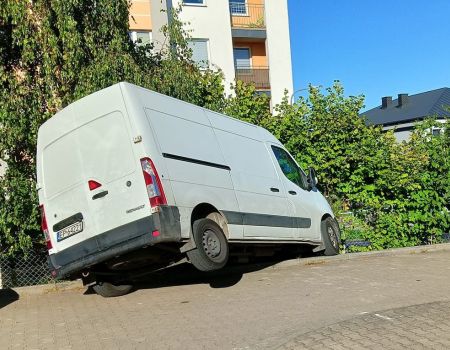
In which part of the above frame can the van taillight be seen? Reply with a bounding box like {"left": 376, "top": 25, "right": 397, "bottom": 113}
{"left": 88, "top": 180, "right": 102, "bottom": 191}
{"left": 39, "top": 205, "right": 52, "bottom": 250}
{"left": 140, "top": 157, "right": 167, "bottom": 208}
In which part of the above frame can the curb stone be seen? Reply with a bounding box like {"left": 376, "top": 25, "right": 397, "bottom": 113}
{"left": 270, "top": 242, "right": 450, "bottom": 270}
{"left": 4, "top": 279, "right": 84, "bottom": 297}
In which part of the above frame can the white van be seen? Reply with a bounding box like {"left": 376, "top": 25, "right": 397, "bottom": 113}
{"left": 36, "top": 82, "right": 340, "bottom": 297}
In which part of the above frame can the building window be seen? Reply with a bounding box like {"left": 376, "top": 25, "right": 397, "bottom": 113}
{"left": 183, "top": 0, "right": 205, "bottom": 5}
{"left": 187, "top": 39, "right": 209, "bottom": 69}
{"left": 233, "top": 47, "right": 251, "bottom": 68}
{"left": 129, "top": 31, "right": 152, "bottom": 46}
{"left": 255, "top": 90, "right": 271, "bottom": 98}
{"left": 230, "top": 0, "right": 247, "bottom": 15}
{"left": 432, "top": 127, "right": 443, "bottom": 137}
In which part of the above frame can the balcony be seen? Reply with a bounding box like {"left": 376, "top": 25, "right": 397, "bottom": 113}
{"left": 235, "top": 66, "right": 270, "bottom": 89}
{"left": 229, "top": 2, "right": 266, "bottom": 39}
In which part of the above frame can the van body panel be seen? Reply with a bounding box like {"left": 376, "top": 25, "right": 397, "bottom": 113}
{"left": 267, "top": 143, "right": 333, "bottom": 241}
{"left": 170, "top": 182, "right": 240, "bottom": 238}
{"left": 38, "top": 87, "right": 150, "bottom": 254}
{"left": 176, "top": 206, "right": 192, "bottom": 239}
{"left": 213, "top": 128, "right": 293, "bottom": 238}
{"left": 146, "top": 108, "right": 232, "bottom": 188}
{"left": 146, "top": 109, "right": 225, "bottom": 165}
{"left": 144, "top": 106, "right": 239, "bottom": 241}
{"left": 47, "top": 205, "right": 182, "bottom": 278}
{"left": 119, "top": 86, "right": 177, "bottom": 207}
{"left": 266, "top": 143, "right": 317, "bottom": 240}
{"left": 257, "top": 126, "right": 282, "bottom": 145}
{"left": 226, "top": 224, "right": 245, "bottom": 239}
{"left": 205, "top": 110, "right": 260, "bottom": 139}
{"left": 132, "top": 83, "right": 212, "bottom": 126}
{"left": 279, "top": 181, "right": 318, "bottom": 241}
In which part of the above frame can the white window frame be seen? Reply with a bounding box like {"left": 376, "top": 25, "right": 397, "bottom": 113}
{"left": 183, "top": 0, "right": 207, "bottom": 7}
{"left": 129, "top": 31, "right": 152, "bottom": 46}
{"left": 431, "top": 126, "right": 443, "bottom": 136}
{"left": 255, "top": 90, "right": 271, "bottom": 97}
{"left": 230, "top": 0, "right": 248, "bottom": 16}
{"left": 188, "top": 38, "right": 211, "bottom": 70}
{"left": 431, "top": 120, "right": 447, "bottom": 136}
{"left": 233, "top": 47, "right": 252, "bottom": 71}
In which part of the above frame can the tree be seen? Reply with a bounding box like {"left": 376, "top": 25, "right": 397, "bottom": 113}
{"left": 223, "top": 80, "right": 271, "bottom": 124}
{"left": 0, "top": 0, "right": 225, "bottom": 256}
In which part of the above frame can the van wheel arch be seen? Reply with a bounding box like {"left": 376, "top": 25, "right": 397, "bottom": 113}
{"left": 190, "top": 203, "right": 230, "bottom": 239}
{"left": 321, "top": 213, "right": 333, "bottom": 222}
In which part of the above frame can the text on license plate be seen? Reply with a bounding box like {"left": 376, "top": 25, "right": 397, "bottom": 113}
{"left": 57, "top": 221, "right": 83, "bottom": 242}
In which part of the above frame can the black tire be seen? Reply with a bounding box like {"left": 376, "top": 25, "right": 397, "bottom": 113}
{"left": 321, "top": 217, "right": 340, "bottom": 256}
{"left": 93, "top": 282, "right": 133, "bottom": 297}
{"left": 187, "top": 218, "right": 229, "bottom": 272}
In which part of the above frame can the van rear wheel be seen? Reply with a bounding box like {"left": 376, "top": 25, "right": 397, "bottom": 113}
{"left": 92, "top": 281, "right": 133, "bottom": 297}
{"left": 321, "top": 217, "right": 340, "bottom": 256}
{"left": 187, "top": 218, "right": 229, "bottom": 272}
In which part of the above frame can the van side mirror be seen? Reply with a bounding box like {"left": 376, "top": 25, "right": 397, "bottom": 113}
{"left": 307, "top": 167, "right": 318, "bottom": 190}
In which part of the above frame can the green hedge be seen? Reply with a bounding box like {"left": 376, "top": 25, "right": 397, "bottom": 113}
{"left": 257, "top": 85, "right": 450, "bottom": 251}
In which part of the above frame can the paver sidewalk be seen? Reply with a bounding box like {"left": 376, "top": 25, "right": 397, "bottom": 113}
{"left": 279, "top": 301, "right": 450, "bottom": 350}
{"left": 2, "top": 249, "right": 450, "bottom": 349}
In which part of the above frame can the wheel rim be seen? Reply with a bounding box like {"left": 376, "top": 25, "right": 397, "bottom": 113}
{"left": 328, "top": 225, "right": 339, "bottom": 249}
{"left": 202, "top": 229, "right": 221, "bottom": 260}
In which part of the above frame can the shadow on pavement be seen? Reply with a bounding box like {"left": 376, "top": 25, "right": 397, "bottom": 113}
{"left": 0, "top": 288, "right": 19, "bottom": 308}
{"left": 83, "top": 248, "right": 317, "bottom": 296}
{"left": 83, "top": 262, "right": 268, "bottom": 295}
{"left": 131, "top": 257, "right": 291, "bottom": 293}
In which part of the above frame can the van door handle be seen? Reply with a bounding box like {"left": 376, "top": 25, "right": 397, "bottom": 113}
{"left": 288, "top": 190, "right": 297, "bottom": 195}
{"left": 92, "top": 190, "right": 108, "bottom": 200}
{"left": 270, "top": 187, "right": 280, "bottom": 192}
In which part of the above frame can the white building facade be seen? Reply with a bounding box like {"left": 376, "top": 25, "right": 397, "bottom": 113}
{"left": 130, "top": 0, "right": 294, "bottom": 106}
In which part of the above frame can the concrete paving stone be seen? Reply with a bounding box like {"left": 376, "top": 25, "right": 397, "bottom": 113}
{"left": 280, "top": 300, "right": 450, "bottom": 349}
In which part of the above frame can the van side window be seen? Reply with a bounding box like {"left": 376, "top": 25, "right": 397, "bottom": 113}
{"left": 271, "top": 146, "right": 307, "bottom": 190}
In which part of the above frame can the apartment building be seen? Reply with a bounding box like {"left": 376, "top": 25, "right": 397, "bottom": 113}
{"left": 129, "top": 0, "right": 293, "bottom": 106}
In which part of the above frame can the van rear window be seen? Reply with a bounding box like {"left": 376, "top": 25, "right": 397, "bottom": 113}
{"left": 43, "top": 112, "right": 134, "bottom": 197}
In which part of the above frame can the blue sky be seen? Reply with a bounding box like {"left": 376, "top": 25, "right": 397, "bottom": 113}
{"left": 288, "top": 0, "right": 450, "bottom": 111}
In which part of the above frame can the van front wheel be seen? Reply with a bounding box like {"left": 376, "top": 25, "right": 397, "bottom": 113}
{"left": 187, "top": 218, "right": 229, "bottom": 272}
{"left": 321, "top": 217, "right": 340, "bottom": 256}
{"left": 92, "top": 282, "right": 133, "bottom": 297}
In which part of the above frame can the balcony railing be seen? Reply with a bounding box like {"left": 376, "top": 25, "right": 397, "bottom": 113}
{"left": 229, "top": 2, "right": 265, "bottom": 29}
{"left": 235, "top": 66, "right": 270, "bottom": 89}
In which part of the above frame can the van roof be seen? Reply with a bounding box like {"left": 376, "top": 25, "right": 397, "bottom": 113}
{"left": 117, "top": 82, "right": 281, "bottom": 144}
{"left": 38, "top": 82, "right": 281, "bottom": 147}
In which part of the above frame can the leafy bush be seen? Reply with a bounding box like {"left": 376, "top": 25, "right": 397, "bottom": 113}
{"left": 259, "top": 84, "right": 450, "bottom": 250}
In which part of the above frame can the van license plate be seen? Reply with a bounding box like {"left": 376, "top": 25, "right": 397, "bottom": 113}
{"left": 57, "top": 221, "right": 83, "bottom": 242}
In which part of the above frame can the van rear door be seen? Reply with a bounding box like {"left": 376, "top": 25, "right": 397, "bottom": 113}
{"left": 41, "top": 108, "right": 147, "bottom": 253}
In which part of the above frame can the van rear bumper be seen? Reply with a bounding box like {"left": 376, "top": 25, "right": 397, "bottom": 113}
{"left": 48, "top": 205, "right": 182, "bottom": 279}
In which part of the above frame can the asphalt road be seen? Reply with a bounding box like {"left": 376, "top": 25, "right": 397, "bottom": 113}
{"left": 2, "top": 247, "right": 450, "bottom": 349}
